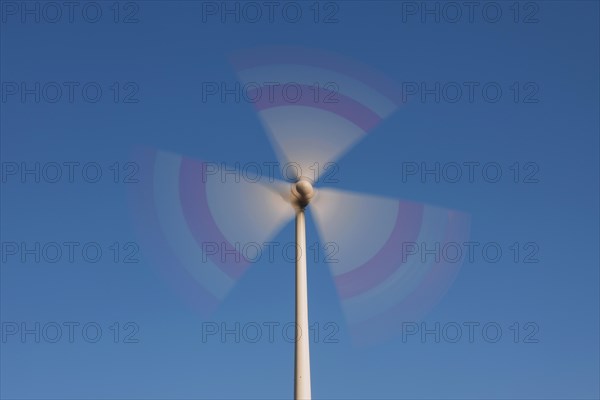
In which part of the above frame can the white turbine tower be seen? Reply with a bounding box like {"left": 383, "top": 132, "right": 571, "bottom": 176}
{"left": 290, "top": 179, "right": 315, "bottom": 399}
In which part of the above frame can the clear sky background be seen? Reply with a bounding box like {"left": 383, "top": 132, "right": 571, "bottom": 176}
{"left": 1, "top": 1, "right": 599, "bottom": 399}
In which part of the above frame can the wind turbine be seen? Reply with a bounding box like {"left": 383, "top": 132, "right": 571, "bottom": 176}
{"left": 229, "top": 45, "right": 407, "bottom": 399}
{"left": 130, "top": 46, "right": 471, "bottom": 400}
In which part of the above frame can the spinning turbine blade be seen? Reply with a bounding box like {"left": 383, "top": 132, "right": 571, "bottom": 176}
{"left": 193, "top": 160, "right": 294, "bottom": 246}
{"left": 129, "top": 148, "right": 294, "bottom": 314}
{"left": 257, "top": 105, "right": 371, "bottom": 181}
{"left": 230, "top": 46, "right": 403, "bottom": 181}
{"left": 311, "top": 188, "right": 471, "bottom": 345}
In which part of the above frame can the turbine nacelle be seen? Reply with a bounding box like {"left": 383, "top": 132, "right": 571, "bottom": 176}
{"left": 291, "top": 179, "right": 314, "bottom": 209}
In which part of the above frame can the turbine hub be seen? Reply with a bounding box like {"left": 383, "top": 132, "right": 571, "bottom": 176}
{"left": 292, "top": 179, "right": 314, "bottom": 208}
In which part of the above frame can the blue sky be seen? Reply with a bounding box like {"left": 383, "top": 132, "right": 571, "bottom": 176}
{"left": 1, "top": 1, "right": 599, "bottom": 399}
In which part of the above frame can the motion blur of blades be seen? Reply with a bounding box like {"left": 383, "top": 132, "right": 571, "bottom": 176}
{"left": 311, "top": 188, "right": 470, "bottom": 345}
{"left": 129, "top": 147, "right": 294, "bottom": 314}
{"left": 130, "top": 47, "right": 472, "bottom": 347}
{"left": 229, "top": 46, "right": 403, "bottom": 181}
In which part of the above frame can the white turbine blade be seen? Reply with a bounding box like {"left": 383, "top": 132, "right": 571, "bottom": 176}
{"left": 257, "top": 106, "right": 367, "bottom": 181}
{"left": 339, "top": 206, "right": 448, "bottom": 324}
{"left": 133, "top": 149, "right": 295, "bottom": 312}
{"left": 153, "top": 152, "right": 234, "bottom": 300}
{"left": 311, "top": 188, "right": 400, "bottom": 274}
{"left": 310, "top": 188, "right": 470, "bottom": 344}
{"left": 175, "top": 153, "right": 295, "bottom": 253}
{"left": 230, "top": 47, "right": 403, "bottom": 182}
{"left": 237, "top": 64, "right": 397, "bottom": 119}
{"left": 230, "top": 45, "right": 402, "bottom": 120}
{"left": 204, "top": 167, "right": 294, "bottom": 246}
